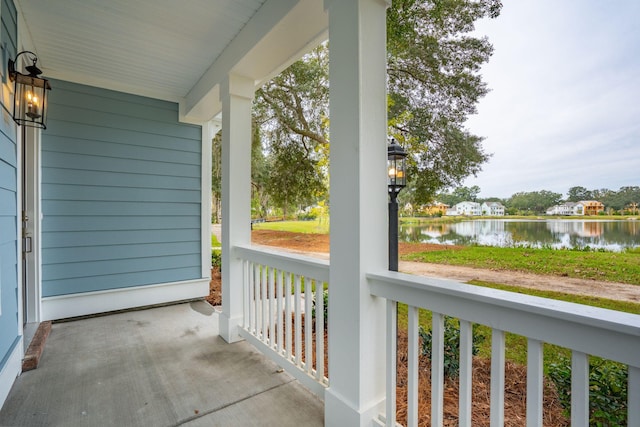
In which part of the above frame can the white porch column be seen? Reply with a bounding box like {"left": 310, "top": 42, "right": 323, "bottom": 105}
{"left": 219, "top": 74, "right": 254, "bottom": 343}
{"left": 324, "top": 0, "right": 389, "bottom": 425}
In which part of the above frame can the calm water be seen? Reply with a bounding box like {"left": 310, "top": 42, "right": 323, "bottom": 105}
{"left": 399, "top": 219, "right": 640, "bottom": 251}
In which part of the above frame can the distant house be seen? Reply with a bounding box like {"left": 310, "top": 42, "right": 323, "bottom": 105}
{"left": 579, "top": 200, "right": 605, "bottom": 216}
{"left": 546, "top": 202, "right": 583, "bottom": 215}
{"left": 481, "top": 202, "right": 505, "bottom": 216}
{"left": 447, "top": 201, "right": 481, "bottom": 216}
{"left": 420, "top": 201, "right": 449, "bottom": 216}
{"left": 546, "top": 200, "right": 605, "bottom": 216}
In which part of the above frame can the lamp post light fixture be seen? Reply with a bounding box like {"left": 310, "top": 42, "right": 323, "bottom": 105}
{"left": 8, "top": 51, "right": 51, "bottom": 129}
{"left": 387, "top": 138, "right": 407, "bottom": 271}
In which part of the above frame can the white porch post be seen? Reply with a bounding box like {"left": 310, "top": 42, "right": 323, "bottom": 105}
{"left": 324, "top": 0, "right": 389, "bottom": 425}
{"left": 219, "top": 73, "right": 254, "bottom": 343}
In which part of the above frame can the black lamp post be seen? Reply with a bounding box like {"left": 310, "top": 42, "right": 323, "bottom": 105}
{"left": 387, "top": 138, "right": 407, "bottom": 271}
{"left": 8, "top": 51, "right": 51, "bottom": 129}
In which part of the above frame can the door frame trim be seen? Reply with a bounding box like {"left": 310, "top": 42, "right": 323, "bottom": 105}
{"left": 19, "top": 126, "right": 42, "bottom": 326}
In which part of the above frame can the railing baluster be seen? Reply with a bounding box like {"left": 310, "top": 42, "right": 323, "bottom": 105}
{"left": 386, "top": 299, "right": 397, "bottom": 427}
{"left": 247, "top": 261, "right": 253, "bottom": 332}
{"left": 253, "top": 263, "right": 260, "bottom": 336}
{"left": 490, "top": 329, "right": 505, "bottom": 427}
{"left": 459, "top": 320, "right": 473, "bottom": 427}
{"left": 285, "top": 273, "right": 293, "bottom": 362}
{"left": 276, "top": 270, "right": 284, "bottom": 354}
{"left": 268, "top": 267, "right": 275, "bottom": 347}
{"left": 629, "top": 365, "right": 640, "bottom": 426}
{"left": 294, "top": 274, "right": 302, "bottom": 368}
{"left": 407, "top": 305, "right": 419, "bottom": 427}
{"left": 261, "top": 265, "right": 268, "bottom": 342}
{"left": 305, "top": 278, "right": 313, "bottom": 374}
{"left": 241, "top": 260, "right": 247, "bottom": 328}
{"left": 571, "top": 351, "right": 589, "bottom": 426}
{"left": 526, "top": 339, "right": 543, "bottom": 427}
{"left": 431, "top": 312, "right": 444, "bottom": 427}
{"left": 315, "top": 282, "right": 325, "bottom": 381}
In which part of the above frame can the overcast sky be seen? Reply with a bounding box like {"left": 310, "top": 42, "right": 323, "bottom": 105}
{"left": 462, "top": 0, "right": 640, "bottom": 199}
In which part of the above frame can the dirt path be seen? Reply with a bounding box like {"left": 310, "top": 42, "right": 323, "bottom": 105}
{"left": 399, "top": 261, "right": 640, "bottom": 304}
{"left": 247, "top": 229, "right": 640, "bottom": 304}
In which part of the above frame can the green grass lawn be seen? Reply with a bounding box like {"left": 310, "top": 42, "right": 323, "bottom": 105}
{"left": 404, "top": 245, "right": 640, "bottom": 285}
{"left": 252, "top": 218, "right": 330, "bottom": 234}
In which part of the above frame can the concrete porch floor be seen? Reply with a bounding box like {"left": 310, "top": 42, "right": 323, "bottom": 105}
{"left": 0, "top": 301, "right": 324, "bottom": 426}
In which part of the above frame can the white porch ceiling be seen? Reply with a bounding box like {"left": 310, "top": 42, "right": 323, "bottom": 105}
{"left": 16, "top": 0, "right": 328, "bottom": 122}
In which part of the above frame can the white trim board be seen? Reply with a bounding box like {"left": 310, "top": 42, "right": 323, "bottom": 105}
{"left": 200, "top": 121, "right": 213, "bottom": 279}
{"left": 41, "top": 279, "right": 209, "bottom": 321}
{"left": 0, "top": 337, "right": 23, "bottom": 409}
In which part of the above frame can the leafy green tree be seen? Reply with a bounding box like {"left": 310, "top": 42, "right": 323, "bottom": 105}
{"left": 436, "top": 185, "right": 481, "bottom": 206}
{"left": 613, "top": 186, "right": 640, "bottom": 211}
{"left": 388, "top": 0, "right": 501, "bottom": 203}
{"left": 254, "top": 0, "right": 502, "bottom": 209}
{"left": 566, "top": 186, "right": 592, "bottom": 202}
{"left": 250, "top": 121, "right": 271, "bottom": 219}
{"left": 211, "top": 131, "right": 222, "bottom": 223}
{"left": 254, "top": 45, "right": 329, "bottom": 215}
{"left": 265, "top": 141, "right": 326, "bottom": 219}
{"left": 507, "top": 190, "right": 562, "bottom": 214}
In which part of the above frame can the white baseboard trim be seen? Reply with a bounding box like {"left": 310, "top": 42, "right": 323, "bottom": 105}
{"left": 41, "top": 279, "right": 210, "bottom": 321}
{"left": 0, "top": 337, "right": 23, "bottom": 409}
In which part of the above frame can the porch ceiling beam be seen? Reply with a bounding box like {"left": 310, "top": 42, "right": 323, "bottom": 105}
{"left": 181, "top": 0, "right": 327, "bottom": 123}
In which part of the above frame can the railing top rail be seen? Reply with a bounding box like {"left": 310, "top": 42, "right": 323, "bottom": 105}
{"left": 368, "top": 270, "right": 640, "bottom": 366}
{"left": 234, "top": 244, "right": 330, "bottom": 283}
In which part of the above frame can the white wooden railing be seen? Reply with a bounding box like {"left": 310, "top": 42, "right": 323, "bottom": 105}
{"left": 234, "top": 245, "right": 329, "bottom": 398}
{"left": 369, "top": 270, "right": 640, "bottom": 427}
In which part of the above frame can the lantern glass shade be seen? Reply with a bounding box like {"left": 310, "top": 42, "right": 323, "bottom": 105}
{"left": 13, "top": 72, "right": 50, "bottom": 129}
{"left": 387, "top": 140, "right": 407, "bottom": 193}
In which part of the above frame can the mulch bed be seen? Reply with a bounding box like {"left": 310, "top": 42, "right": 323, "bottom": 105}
{"left": 205, "top": 267, "right": 222, "bottom": 306}
{"left": 394, "top": 328, "right": 568, "bottom": 426}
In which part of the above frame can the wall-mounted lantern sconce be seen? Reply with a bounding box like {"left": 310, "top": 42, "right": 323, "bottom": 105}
{"left": 8, "top": 51, "right": 51, "bottom": 129}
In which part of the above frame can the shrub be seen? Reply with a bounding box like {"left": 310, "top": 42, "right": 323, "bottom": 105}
{"left": 419, "top": 316, "right": 485, "bottom": 379}
{"left": 312, "top": 289, "right": 329, "bottom": 325}
{"left": 297, "top": 212, "right": 318, "bottom": 221}
{"left": 547, "top": 357, "right": 628, "bottom": 426}
{"left": 211, "top": 249, "right": 222, "bottom": 270}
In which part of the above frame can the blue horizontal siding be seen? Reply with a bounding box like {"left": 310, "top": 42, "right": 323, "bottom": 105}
{"left": 42, "top": 151, "right": 200, "bottom": 177}
{"left": 43, "top": 136, "right": 201, "bottom": 165}
{"left": 48, "top": 104, "right": 200, "bottom": 141}
{"left": 49, "top": 86, "right": 178, "bottom": 123}
{"left": 42, "top": 216, "right": 201, "bottom": 232}
{"left": 42, "top": 267, "right": 202, "bottom": 296}
{"left": 43, "top": 254, "right": 199, "bottom": 281}
{"left": 51, "top": 80, "right": 176, "bottom": 112}
{"left": 0, "top": 160, "right": 16, "bottom": 193}
{"left": 43, "top": 242, "right": 199, "bottom": 264}
{"left": 0, "top": 133, "right": 16, "bottom": 166}
{"left": 0, "top": 0, "right": 19, "bottom": 380}
{"left": 42, "top": 80, "right": 202, "bottom": 297}
{"left": 0, "top": 188, "right": 15, "bottom": 217}
{"left": 42, "top": 229, "right": 201, "bottom": 248}
{"left": 42, "top": 184, "right": 200, "bottom": 203}
{"left": 42, "top": 168, "right": 200, "bottom": 190}
{"left": 0, "top": 216, "right": 16, "bottom": 245}
{"left": 43, "top": 201, "right": 200, "bottom": 216}
{"left": 45, "top": 121, "right": 201, "bottom": 153}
